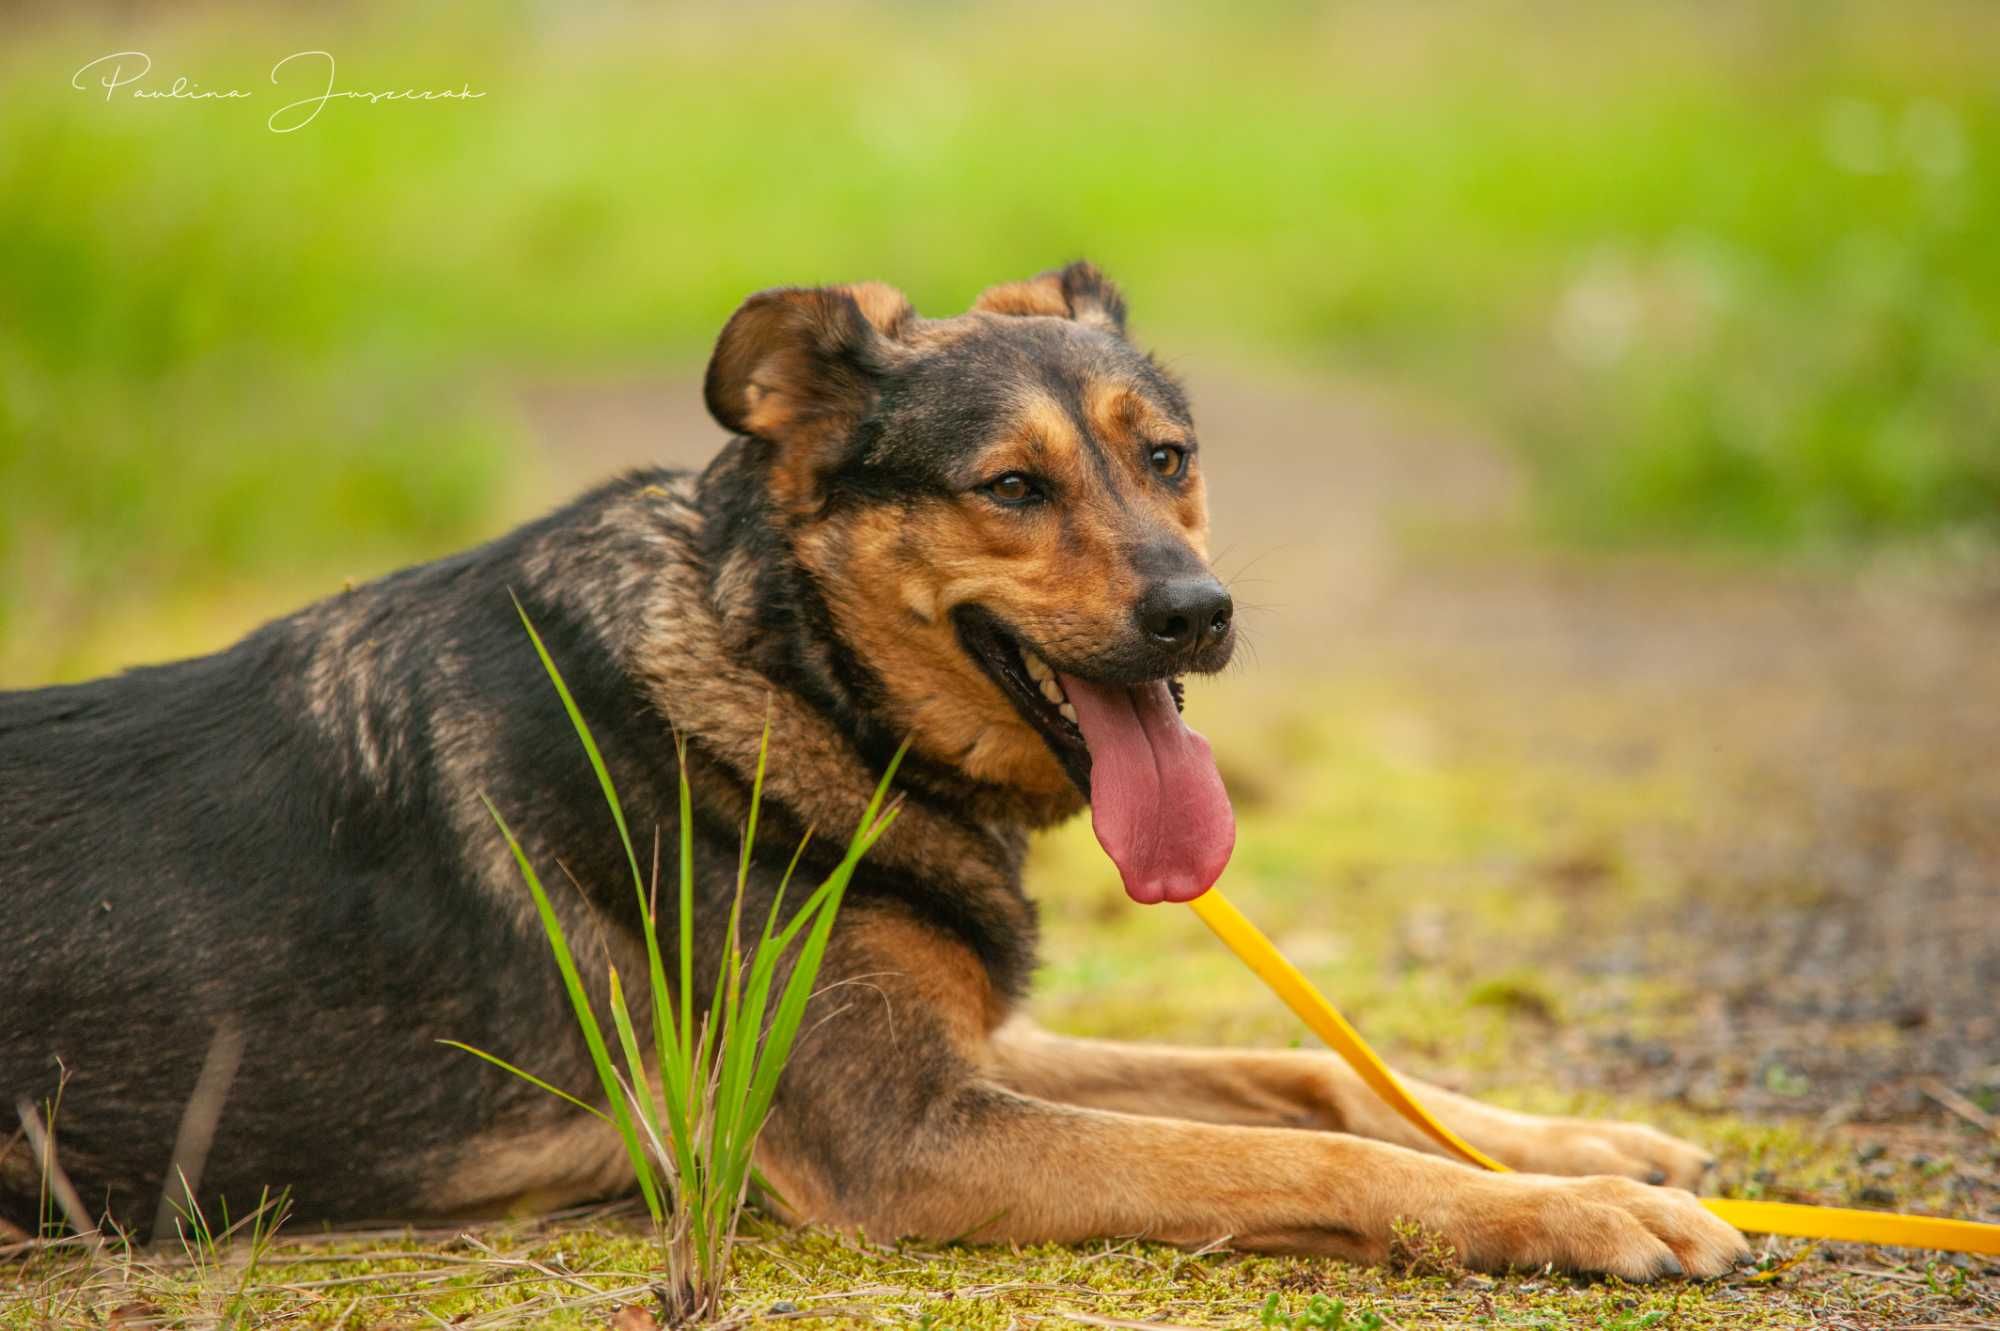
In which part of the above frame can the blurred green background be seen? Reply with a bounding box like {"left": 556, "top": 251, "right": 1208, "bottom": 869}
{"left": 2, "top": 1, "right": 1996, "bottom": 684}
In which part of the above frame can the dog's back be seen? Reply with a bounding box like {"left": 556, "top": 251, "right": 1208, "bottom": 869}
{"left": 0, "top": 482, "right": 678, "bottom": 1231}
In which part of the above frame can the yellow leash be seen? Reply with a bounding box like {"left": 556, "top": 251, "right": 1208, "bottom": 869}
{"left": 1188, "top": 888, "right": 2000, "bottom": 1256}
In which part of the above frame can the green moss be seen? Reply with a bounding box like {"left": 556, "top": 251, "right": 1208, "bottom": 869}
{"left": 7, "top": 1198, "right": 1981, "bottom": 1330}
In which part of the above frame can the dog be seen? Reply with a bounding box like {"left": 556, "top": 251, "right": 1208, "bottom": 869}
{"left": 0, "top": 262, "right": 1748, "bottom": 1278}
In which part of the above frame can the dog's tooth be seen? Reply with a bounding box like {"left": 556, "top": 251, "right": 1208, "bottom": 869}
{"left": 1023, "top": 651, "right": 1052, "bottom": 682}
{"left": 1058, "top": 702, "right": 1078, "bottom": 725}
{"left": 1039, "top": 677, "right": 1063, "bottom": 705}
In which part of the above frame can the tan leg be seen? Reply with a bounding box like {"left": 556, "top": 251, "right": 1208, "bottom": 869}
{"left": 858, "top": 1085, "right": 1741, "bottom": 1280}
{"left": 988, "top": 1021, "right": 1715, "bottom": 1188}
{"left": 754, "top": 913, "right": 1747, "bottom": 1281}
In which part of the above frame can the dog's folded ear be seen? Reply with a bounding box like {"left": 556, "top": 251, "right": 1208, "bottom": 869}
{"left": 705, "top": 282, "right": 917, "bottom": 509}
{"left": 972, "top": 260, "right": 1127, "bottom": 336}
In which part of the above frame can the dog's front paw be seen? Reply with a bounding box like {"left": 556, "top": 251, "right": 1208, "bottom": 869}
{"left": 1497, "top": 1116, "right": 1715, "bottom": 1190}
{"left": 1446, "top": 1173, "right": 1750, "bottom": 1281}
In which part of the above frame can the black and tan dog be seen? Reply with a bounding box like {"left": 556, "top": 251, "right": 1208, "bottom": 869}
{"left": 0, "top": 264, "right": 1747, "bottom": 1278}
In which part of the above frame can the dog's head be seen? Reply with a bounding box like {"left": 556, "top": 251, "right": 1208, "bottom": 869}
{"left": 704, "top": 262, "right": 1233, "bottom": 902}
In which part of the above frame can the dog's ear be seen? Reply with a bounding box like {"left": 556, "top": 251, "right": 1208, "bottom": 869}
{"left": 972, "top": 260, "right": 1127, "bottom": 335}
{"left": 705, "top": 282, "right": 917, "bottom": 509}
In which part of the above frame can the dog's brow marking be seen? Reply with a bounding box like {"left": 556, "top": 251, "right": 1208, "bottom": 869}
{"left": 1004, "top": 383, "right": 1139, "bottom": 561}
{"left": 1045, "top": 375, "right": 1145, "bottom": 522}
{"left": 1084, "top": 379, "right": 1176, "bottom": 479}
{"left": 1009, "top": 388, "right": 1085, "bottom": 470}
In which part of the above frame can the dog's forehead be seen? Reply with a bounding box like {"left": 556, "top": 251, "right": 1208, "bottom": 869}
{"left": 889, "top": 313, "right": 1190, "bottom": 445}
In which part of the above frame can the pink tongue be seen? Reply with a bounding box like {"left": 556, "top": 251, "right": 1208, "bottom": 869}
{"left": 1057, "top": 674, "right": 1235, "bottom": 904}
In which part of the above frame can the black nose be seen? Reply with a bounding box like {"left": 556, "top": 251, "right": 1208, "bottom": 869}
{"left": 1137, "top": 576, "right": 1233, "bottom": 652}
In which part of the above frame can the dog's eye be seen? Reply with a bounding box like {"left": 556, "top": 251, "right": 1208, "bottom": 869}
{"left": 1148, "top": 445, "right": 1187, "bottom": 479}
{"left": 983, "top": 473, "right": 1042, "bottom": 506}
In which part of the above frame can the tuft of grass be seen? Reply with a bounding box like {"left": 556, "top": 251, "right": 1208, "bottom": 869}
{"left": 449, "top": 600, "right": 904, "bottom": 1324}
{"left": 159, "top": 1187, "right": 289, "bottom": 1331}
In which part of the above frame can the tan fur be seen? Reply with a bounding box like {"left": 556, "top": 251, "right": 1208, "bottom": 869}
{"left": 1082, "top": 377, "right": 1211, "bottom": 551}
{"left": 986, "top": 1022, "right": 1718, "bottom": 1185}
{"left": 711, "top": 543, "right": 762, "bottom": 634}
{"left": 751, "top": 945, "right": 1744, "bottom": 1278}
{"left": 842, "top": 281, "right": 917, "bottom": 338}
{"left": 972, "top": 265, "right": 1123, "bottom": 333}
{"left": 971, "top": 274, "right": 1073, "bottom": 320}
{"left": 794, "top": 490, "right": 1101, "bottom": 800}
{"left": 830, "top": 912, "right": 1007, "bottom": 1053}
{"left": 433, "top": 1109, "right": 635, "bottom": 1219}
{"left": 296, "top": 593, "right": 410, "bottom": 795}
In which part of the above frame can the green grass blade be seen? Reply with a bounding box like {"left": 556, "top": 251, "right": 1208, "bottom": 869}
{"left": 512, "top": 603, "right": 687, "bottom": 1198}
{"left": 481, "top": 794, "right": 663, "bottom": 1224}
{"left": 710, "top": 724, "right": 775, "bottom": 1202}
{"left": 740, "top": 862, "right": 852, "bottom": 1144}
{"left": 435, "top": 1041, "right": 610, "bottom": 1122}
{"left": 677, "top": 738, "right": 696, "bottom": 1072}
{"left": 510, "top": 594, "right": 646, "bottom": 899}
{"left": 732, "top": 827, "right": 813, "bottom": 1068}
{"left": 643, "top": 756, "right": 706, "bottom": 1214}
{"left": 737, "top": 744, "right": 908, "bottom": 1170}
{"left": 717, "top": 826, "right": 815, "bottom": 1175}
{"left": 605, "top": 967, "right": 665, "bottom": 1167}
{"left": 737, "top": 712, "right": 771, "bottom": 897}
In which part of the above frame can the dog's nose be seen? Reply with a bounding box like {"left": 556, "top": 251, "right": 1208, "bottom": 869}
{"left": 1137, "top": 576, "right": 1233, "bottom": 652}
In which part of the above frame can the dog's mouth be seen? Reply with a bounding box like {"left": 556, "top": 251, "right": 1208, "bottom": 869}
{"left": 955, "top": 607, "right": 1235, "bottom": 905}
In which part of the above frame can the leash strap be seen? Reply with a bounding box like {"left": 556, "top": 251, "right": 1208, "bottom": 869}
{"left": 1188, "top": 888, "right": 2000, "bottom": 1256}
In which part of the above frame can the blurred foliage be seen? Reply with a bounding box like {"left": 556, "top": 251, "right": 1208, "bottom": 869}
{"left": 3, "top": 1, "right": 1997, "bottom": 678}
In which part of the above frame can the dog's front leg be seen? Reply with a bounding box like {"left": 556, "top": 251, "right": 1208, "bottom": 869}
{"left": 751, "top": 913, "right": 1744, "bottom": 1279}
{"left": 988, "top": 1022, "right": 1716, "bottom": 1187}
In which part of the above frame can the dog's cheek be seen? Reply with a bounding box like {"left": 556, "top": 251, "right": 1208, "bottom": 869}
{"left": 803, "top": 505, "right": 1076, "bottom": 798}
{"left": 804, "top": 508, "right": 994, "bottom": 715}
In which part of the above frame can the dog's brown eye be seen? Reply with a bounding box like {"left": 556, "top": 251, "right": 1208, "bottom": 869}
{"left": 1148, "top": 445, "right": 1187, "bottom": 479}
{"left": 984, "top": 473, "right": 1041, "bottom": 505}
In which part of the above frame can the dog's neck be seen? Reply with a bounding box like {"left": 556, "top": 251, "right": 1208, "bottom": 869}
{"left": 559, "top": 450, "right": 1062, "bottom": 914}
